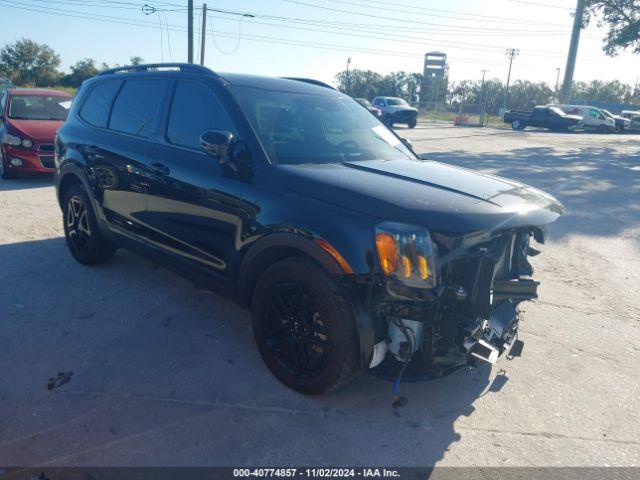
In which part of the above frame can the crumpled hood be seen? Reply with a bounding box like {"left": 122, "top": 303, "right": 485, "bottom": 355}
{"left": 278, "top": 159, "right": 564, "bottom": 235}
{"left": 7, "top": 119, "right": 64, "bottom": 141}
{"left": 565, "top": 114, "right": 583, "bottom": 122}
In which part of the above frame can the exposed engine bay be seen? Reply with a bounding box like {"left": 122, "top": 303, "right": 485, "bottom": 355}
{"left": 369, "top": 227, "right": 542, "bottom": 376}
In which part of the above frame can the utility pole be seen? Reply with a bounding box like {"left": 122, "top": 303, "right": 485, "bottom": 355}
{"left": 200, "top": 4, "right": 207, "bottom": 65}
{"left": 480, "top": 69, "right": 488, "bottom": 126}
{"left": 555, "top": 67, "right": 561, "bottom": 93}
{"left": 560, "top": 0, "right": 586, "bottom": 103}
{"left": 187, "top": 0, "right": 194, "bottom": 63}
{"left": 503, "top": 48, "right": 519, "bottom": 110}
{"left": 346, "top": 57, "right": 352, "bottom": 95}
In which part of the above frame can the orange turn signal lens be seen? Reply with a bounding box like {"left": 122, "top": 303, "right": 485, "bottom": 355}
{"left": 401, "top": 255, "right": 411, "bottom": 278}
{"left": 375, "top": 232, "right": 398, "bottom": 275}
{"left": 418, "top": 255, "right": 429, "bottom": 280}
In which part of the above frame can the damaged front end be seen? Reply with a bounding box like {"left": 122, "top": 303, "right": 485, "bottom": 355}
{"left": 369, "top": 225, "right": 545, "bottom": 376}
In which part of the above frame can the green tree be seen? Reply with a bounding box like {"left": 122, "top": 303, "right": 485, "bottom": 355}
{"left": 61, "top": 58, "right": 99, "bottom": 87}
{"left": 0, "top": 38, "right": 61, "bottom": 86}
{"left": 335, "top": 69, "right": 384, "bottom": 99}
{"left": 129, "top": 56, "right": 144, "bottom": 66}
{"left": 584, "top": 0, "right": 640, "bottom": 55}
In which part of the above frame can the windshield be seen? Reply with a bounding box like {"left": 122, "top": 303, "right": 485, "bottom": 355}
{"left": 387, "top": 98, "right": 409, "bottom": 106}
{"left": 601, "top": 109, "right": 614, "bottom": 119}
{"left": 549, "top": 107, "right": 566, "bottom": 116}
{"left": 231, "top": 86, "right": 415, "bottom": 165}
{"left": 8, "top": 95, "right": 71, "bottom": 121}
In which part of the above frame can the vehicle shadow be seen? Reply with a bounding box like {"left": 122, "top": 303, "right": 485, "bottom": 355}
{"left": 0, "top": 237, "right": 495, "bottom": 468}
{"left": 420, "top": 145, "right": 640, "bottom": 240}
{"left": 0, "top": 175, "right": 54, "bottom": 192}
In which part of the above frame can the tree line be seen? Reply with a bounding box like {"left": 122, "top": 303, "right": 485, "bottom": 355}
{"left": 0, "top": 38, "right": 144, "bottom": 88}
{"left": 335, "top": 68, "right": 640, "bottom": 114}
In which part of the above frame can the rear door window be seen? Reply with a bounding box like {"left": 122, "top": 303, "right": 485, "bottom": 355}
{"left": 166, "top": 80, "right": 236, "bottom": 150}
{"left": 109, "top": 79, "right": 168, "bottom": 138}
{"left": 79, "top": 80, "right": 122, "bottom": 128}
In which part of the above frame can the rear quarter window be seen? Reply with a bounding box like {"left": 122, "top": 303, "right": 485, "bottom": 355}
{"left": 79, "top": 80, "right": 122, "bottom": 128}
{"left": 109, "top": 79, "right": 168, "bottom": 138}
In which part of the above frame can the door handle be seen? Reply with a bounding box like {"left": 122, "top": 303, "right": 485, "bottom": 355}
{"left": 149, "top": 162, "right": 170, "bottom": 176}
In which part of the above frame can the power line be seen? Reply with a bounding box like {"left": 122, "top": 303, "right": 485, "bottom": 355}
{"left": 504, "top": 0, "right": 574, "bottom": 10}
{"left": 320, "top": 0, "right": 570, "bottom": 28}
{"left": 0, "top": 0, "right": 602, "bottom": 70}
{"left": 206, "top": 13, "right": 574, "bottom": 58}
{"left": 281, "top": 0, "right": 571, "bottom": 33}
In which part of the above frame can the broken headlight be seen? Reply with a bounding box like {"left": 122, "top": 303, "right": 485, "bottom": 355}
{"left": 375, "top": 222, "right": 438, "bottom": 288}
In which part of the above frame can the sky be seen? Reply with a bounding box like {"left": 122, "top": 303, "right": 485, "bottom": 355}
{"left": 0, "top": 0, "right": 638, "bottom": 88}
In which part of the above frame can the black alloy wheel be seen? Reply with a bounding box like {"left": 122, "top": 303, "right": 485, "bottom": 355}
{"left": 251, "top": 257, "right": 360, "bottom": 394}
{"left": 263, "top": 281, "right": 333, "bottom": 379}
{"left": 63, "top": 185, "right": 116, "bottom": 265}
{"left": 66, "top": 194, "right": 92, "bottom": 256}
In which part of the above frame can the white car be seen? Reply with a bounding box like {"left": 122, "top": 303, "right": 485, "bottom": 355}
{"left": 553, "top": 105, "right": 615, "bottom": 133}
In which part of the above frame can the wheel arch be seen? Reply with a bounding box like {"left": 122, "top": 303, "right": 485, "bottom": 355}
{"left": 235, "top": 233, "right": 348, "bottom": 309}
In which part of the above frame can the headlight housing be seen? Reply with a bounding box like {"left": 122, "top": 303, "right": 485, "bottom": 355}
{"left": 21, "top": 138, "right": 33, "bottom": 148}
{"left": 375, "top": 222, "right": 438, "bottom": 288}
{"left": 3, "top": 133, "right": 22, "bottom": 146}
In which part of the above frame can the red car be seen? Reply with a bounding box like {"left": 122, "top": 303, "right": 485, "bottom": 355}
{"left": 0, "top": 88, "right": 72, "bottom": 179}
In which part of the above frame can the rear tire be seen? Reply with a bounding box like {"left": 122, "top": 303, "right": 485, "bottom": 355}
{"left": 511, "top": 120, "right": 524, "bottom": 130}
{"left": 63, "top": 185, "right": 116, "bottom": 265}
{"left": 251, "top": 257, "right": 360, "bottom": 394}
{"left": 407, "top": 118, "right": 417, "bottom": 128}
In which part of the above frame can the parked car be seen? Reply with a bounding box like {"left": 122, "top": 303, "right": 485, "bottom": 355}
{"left": 504, "top": 105, "right": 582, "bottom": 132}
{"left": 600, "top": 109, "right": 631, "bottom": 133}
{"left": 0, "top": 77, "right": 14, "bottom": 93}
{"left": 0, "top": 88, "right": 72, "bottom": 179}
{"left": 553, "top": 105, "right": 615, "bottom": 133}
{"left": 372, "top": 96, "right": 418, "bottom": 128}
{"left": 55, "top": 64, "right": 563, "bottom": 394}
{"left": 621, "top": 110, "right": 640, "bottom": 132}
{"left": 355, "top": 97, "right": 381, "bottom": 117}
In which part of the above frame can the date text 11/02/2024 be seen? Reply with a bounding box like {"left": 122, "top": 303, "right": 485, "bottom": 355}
{"left": 233, "top": 468, "right": 401, "bottom": 477}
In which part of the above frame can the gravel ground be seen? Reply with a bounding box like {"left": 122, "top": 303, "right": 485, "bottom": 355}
{"left": 0, "top": 125, "right": 638, "bottom": 468}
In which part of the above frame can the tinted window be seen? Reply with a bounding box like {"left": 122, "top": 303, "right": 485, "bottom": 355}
{"left": 79, "top": 80, "right": 122, "bottom": 128}
{"left": 109, "top": 79, "right": 168, "bottom": 138}
{"left": 373, "top": 98, "right": 385, "bottom": 107}
{"left": 167, "top": 80, "right": 235, "bottom": 149}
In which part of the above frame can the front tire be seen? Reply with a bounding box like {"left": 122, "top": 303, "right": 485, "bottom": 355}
{"left": 63, "top": 185, "right": 116, "bottom": 265}
{"left": 383, "top": 114, "right": 394, "bottom": 127}
{"left": 511, "top": 120, "right": 524, "bottom": 130}
{"left": 407, "top": 118, "right": 417, "bottom": 128}
{"left": 251, "top": 257, "right": 360, "bottom": 394}
{"left": 0, "top": 150, "right": 15, "bottom": 179}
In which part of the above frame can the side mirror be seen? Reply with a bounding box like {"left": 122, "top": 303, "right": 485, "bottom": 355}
{"left": 401, "top": 137, "right": 414, "bottom": 151}
{"left": 200, "top": 130, "right": 234, "bottom": 160}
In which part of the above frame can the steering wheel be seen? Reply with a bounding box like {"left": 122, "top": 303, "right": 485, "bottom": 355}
{"left": 337, "top": 140, "right": 359, "bottom": 151}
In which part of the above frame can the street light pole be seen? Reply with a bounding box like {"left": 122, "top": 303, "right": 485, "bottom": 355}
{"left": 346, "top": 57, "right": 352, "bottom": 95}
{"left": 187, "top": 0, "right": 194, "bottom": 63}
{"left": 479, "top": 69, "right": 488, "bottom": 126}
{"left": 560, "top": 0, "right": 586, "bottom": 103}
{"left": 503, "top": 48, "right": 519, "bottom": 110}
{"left": 200, "top": 4, "right": 207, "bottom": 65}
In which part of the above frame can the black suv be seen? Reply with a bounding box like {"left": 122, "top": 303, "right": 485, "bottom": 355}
{"left": 55, "top": 64, "right": 563, "bottom": 394}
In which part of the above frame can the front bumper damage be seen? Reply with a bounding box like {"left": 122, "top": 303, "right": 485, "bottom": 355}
{"left": 369, "top": 228, "right": 541, "bottom": 374}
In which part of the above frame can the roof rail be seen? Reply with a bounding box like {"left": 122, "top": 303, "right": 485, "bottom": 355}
{"left": 282, "top": 77, "right": 336, "bottom": 90}
{"left": 99, "top": 63, "right": 215, "bottom": 76}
